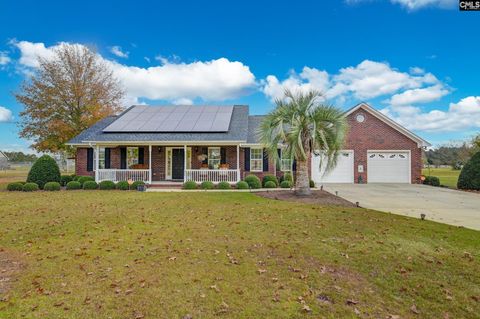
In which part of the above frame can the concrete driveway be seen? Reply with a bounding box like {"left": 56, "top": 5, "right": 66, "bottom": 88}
{"left": 322, "top": 183, "right": 480, "bottom": 230}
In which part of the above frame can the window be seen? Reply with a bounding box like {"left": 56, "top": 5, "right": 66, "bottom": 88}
{"left": 208, "top": 147, "right": 221, "bottom": 169}
{"left": 127, "top": 147, "right": 139, "bottom": 168}
{"left": 250, "top": 148, "right": 263, "bottom": 172}
{"left": 93, "top": 147, "right": 105, "bottom": 170}
{"left": 279, "top": 149, "right": 292, "bottom": 172}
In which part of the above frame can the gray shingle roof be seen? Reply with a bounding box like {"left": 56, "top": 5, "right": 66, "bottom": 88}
{"left": 68, "top": 105, "right": 251, "bottom": 144}
{"left": 247, "top": 115, "right": 265, "bottom": 144}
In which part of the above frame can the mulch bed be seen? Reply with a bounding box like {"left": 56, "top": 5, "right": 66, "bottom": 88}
{"left": 0, "top": 248, "right": 22, "bottom": 300}
{"left": 255, "top": 189, "right": 356, "bottom": 207}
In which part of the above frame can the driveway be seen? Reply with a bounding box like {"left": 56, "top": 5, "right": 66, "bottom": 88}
{"left": 322, "top": 184, "right": 480, "bottom": 231}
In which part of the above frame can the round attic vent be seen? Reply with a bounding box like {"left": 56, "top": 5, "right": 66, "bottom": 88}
{"left": 356, "top": 113, "right": 365, "bottom": 123}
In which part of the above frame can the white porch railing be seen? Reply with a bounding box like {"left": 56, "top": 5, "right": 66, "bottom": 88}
{"left": 97, "top": 169, "right": 150, "bottom": 183}
{"left": 185, "top": 169, "right": 239, "bottom": 183}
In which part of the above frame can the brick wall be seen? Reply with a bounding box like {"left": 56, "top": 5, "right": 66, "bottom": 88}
{"left": 238, "top": 147, "right": 276, "bottom": 180}
{"left": 346, "top": 108, "right": 422, "bottom": 184}
{"left": 75, "top": 148, "right": 94, "bottom": 177}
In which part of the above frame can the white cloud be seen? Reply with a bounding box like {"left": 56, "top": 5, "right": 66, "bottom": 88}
{"left": 346, "top": 0, "right": 456, "bottom": 10}
{"left": 0, "top": 51, "right": 11, "bottom": 65}
{"left": 0, "top": 106, "right": 13, "bottom": 122}
{"left": 110, "top": 46, "right": 129, "bottom": 58}
{"left": 12, "top": 41, "right": 257, "bottom": 106}
{"left": 172, "top": 98, "right": 194, "bottom": 105}
{"left": 387, "top": 85, "right": 449, "bottom": 106}
{"left": 262, "top": 60, "right": 438, "bottom": 101}
{"left": 386, "top": 96, "right": 480, "bottom": 132}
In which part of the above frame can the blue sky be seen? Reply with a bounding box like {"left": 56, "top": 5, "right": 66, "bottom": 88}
{"left": 0, "top": 0, "right": 479, "bottom": 153}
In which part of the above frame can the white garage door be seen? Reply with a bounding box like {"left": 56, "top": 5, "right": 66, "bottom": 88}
{"left": 367, "top": 151, "right": 410, "bottom": 183}
{"left": 311, "top": 150, "right": 354, "bottom": 184}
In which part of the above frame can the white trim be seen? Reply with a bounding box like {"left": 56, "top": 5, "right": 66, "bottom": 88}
{"left": 95, "top": 145, "right": 99, "bottom": 182}
{"left": 236, "top": 144, "right": 240, "bottom": 182}
{"left": 367, "top": 150, "right": 411, "bottom": 184}
{"left": 165, "top": 146, "right": 191, "bottom": 180}
{"left": 71, "top": 140, "right": 246, "bottom": 146}
{"left": 345, "top": 103, "right": 430, "bottom": 148}
{"left": 148, "top": 145, "right": 152, "bottom": 184}
{"left": 250, "top": 147, "right": 263, "bottom": 172}
{"left": 184, "top": 145, "right": 187, "bottom": 182}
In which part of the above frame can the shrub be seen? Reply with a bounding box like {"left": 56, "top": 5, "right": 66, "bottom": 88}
{"left": 99, "top": 180, "right": 116, "bottom": 190}
{"left": 218, "top": 181, "right": 231, "bottom": 189}
{"left": 66, "top": 181, "right": 81, "bottom": 190}
{"left": 458, "top": 151, "right": 480, "bottom": 190}
{"left": 310, "top": 180, "right": 315, "bottom": 188}
{"left": 280, "top": 172, "right": 293, "bottom": 183}
{"left": 44, "top": 182, "right": 61, "bottom": 191}
{"left": 116, "top": 181, "right": 130, "bottom": 190}
{"left": 264, "top": 181, "right": 277, "bottom": 188}
{"left": 83, "top": 181, "right": 98, "bottom": 190}
{"left": 183, "top": 181, "right": 197, "bottom": 189}
{"left": 262, "top": 175, "right": 279, "bottom": 187}
{"left": 201, "top": 181, "right": 214, "bottom": 190}
{"left": 7, "top": 182, "right": 24, "bottom": 191}
{"left": 423, "top": 176, "right": 440, "bottom": 187}
{"left": 131, "top": 181, "right": 145, "bottom": 190}
{"left": 236, "top": 181, "right": 249, "bottom": 189}
{"left": 78, "top": 176, "right": 94, "bottom": 186}
{"left": 60, "top": 175, "right": 73, "bottom": 186}
{"left": 280, "top": 180, "right": 292, "bottom": 188}
{"left": 26, "top": 155, "right": 61, "bottom": 189}
{"left": 244, "top": 175, "right": 261, "bottom": 189}
{"left": 23, "top": 182, "right": 39, "bottom": 192}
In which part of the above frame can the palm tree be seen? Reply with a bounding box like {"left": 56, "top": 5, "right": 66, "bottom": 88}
{"left": 259, "top": 89, "right": 347, "bottom": 196}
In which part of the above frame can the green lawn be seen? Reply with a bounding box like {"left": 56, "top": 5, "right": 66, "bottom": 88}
{"left": 422, "top": 167, "right": 461, "bottom": 188}
{"left": 0, "top": 191, "right": 479, "bottom": 318}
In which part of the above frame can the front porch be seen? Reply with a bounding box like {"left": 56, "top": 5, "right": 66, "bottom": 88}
{"left": 93, "top": 144, "right": 241, "bottom": 184}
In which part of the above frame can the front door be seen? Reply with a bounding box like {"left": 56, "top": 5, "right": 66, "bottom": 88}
{"left": 172, "top": 149, "right": 185, "bottom": 180}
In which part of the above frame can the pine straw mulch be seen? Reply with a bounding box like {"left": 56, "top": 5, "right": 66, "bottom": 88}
{"left": 255, "top": 189, "right": 356, "bottom": 207}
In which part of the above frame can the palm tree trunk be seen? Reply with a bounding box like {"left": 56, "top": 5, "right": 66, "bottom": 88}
{"left": 295, "top": 159, "right": 311, "bottom": 196}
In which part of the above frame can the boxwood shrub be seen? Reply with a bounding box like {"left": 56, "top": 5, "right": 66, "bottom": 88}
{"left": 218, "top": 181, "right": 231, "bottom": 189}
{"left": 116, "top": 181, "right": 130, "bottom": 190}
{"left": 23, "top": 182, "right": 39, "bottom": 192}
{"left": 244, "top": 175, "right": 261, "bottom": 189}
{"left": 262, "top": 175, "right": 278, "bottom": 187}
{"left": 423, "top": 176, "right": 440, "bottom": 187}
{"left": 183, "top": 181, "right": 197, "bottom": 189}
{"left": 44, "top": 181, "right": 61, "bottom": 191}
{"left": 131, "top": 181, "right": 145, "bottom": 190}
{"left": 78, "top": 176, "right": 95, "bottom": 186}
{"left": 236, "top": 181, "right": 249, "bottom": 189}
{"left": 26, "top": 155, "right": 61, "bottom": 189}
{"left": 83, "top": 181, "right": 98, "bottom": 190}
{"left": 280, "top": 180, "right": 292, "bottom": 188}
{"left": 99, "top": 180, "right": 116, "bottom": 190}
{"left": 264, "top": 181, "right": 277, "bottom": 188}
{"left": 66, "top": 181, "right": 81, "bottom": 190}
{"left": 280, "top": 172, "right": 293, "bottom": 183}
{"left": 60, "top": 175, "right": 73, "bottom": 186}
{"left": 7, "top": 182, "right": 24, "bottom": 191}
{"left": 201, "top": 181, "right": 214, "bottom": 190}
{"left": 458, "top": 152, "right": 480, "bottom": 190}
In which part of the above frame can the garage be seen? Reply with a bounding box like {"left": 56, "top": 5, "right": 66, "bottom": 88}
{"left": 367, "top": 151, "right": 410, "bottom": 183}
{"left": 311, "top": 150, "right": 354, "bottom": 184}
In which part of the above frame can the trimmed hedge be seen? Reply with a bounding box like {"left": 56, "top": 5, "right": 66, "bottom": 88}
{"left": 458, "top": 152, "right": 480, "bottom": 190}
{"left": 78, "top": 176, "right": 95, "bottom": 186}
{"left": 26, "top": 155, "right": 61, "bottom": 189}
{"left": 423, "top": 176, "right": 440, "bottom": 187}
{"left": 99, "top": 180, "right": 116, "bottom": 190}
{"left": 218, "top": 181, "right": 231, "bottom": 189}
{"left": 183, "top": 181, "right": 197, "bottom": 190}
{"left": 44, "top": 182, "right": 61, "bottom": 191}
{"left": 131, "top": 181, "right": 145, "bottom": 190}
{"left": 262, "top": 175, "right": 279, "bottom": 187}
{"left": 244, "top": 175, "right": 261, "bottom": 189}
{"left": 281, "top": 172, "right": 293, "bottom": 183}
{"left": 7, "top": 182, "right": 24, "bottom": 191}
{"left": 236, "top": 181, "right": 249, "bottom": 189}
{"left": 60, "top": 175, "right": 73, "bottom": 186}
{"left": 23, "top": 182, "right": 39, "bottom": 192}
{"left": 201, "top": 181, "right": 214, "bottom": 190}
{"left": 66, "top": 181, "right": 81, "bottom": 190}
{"left": 83, "top": 181, "right": 98, "bottom": 190}
{"left": 116, "top": 181, "right": 130, "bottom": 190}
{"left": 280, "top": 180, "right": 292, "bottom": 188}
{"left": 264, "top": 181, "right": 277, "bottom": 188}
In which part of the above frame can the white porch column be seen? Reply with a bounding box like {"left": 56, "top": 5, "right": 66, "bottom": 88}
{"left": 148, "top": 144, "right": 152, "bottom": 184}
{"left": 95, "top": 145, "right": 100, "bottom": 182}
{"left": 184, "top": 145, "right": 187, "bottom": 182}
{"left": 236, "top": 144, "right": 240, "bottom": 182}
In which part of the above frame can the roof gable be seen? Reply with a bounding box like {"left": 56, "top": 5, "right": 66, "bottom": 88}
{"left": 345, "top": 103, "right": 431, "bottom": 147}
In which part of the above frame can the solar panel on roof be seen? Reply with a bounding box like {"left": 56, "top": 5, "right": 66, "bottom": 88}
{"left": 103, "top": 105, "right": 234, "bottom": 132}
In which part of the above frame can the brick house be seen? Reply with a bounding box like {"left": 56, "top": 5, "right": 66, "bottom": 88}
{"left": 67, "top": 103, "right": 430, "bottom": 185}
